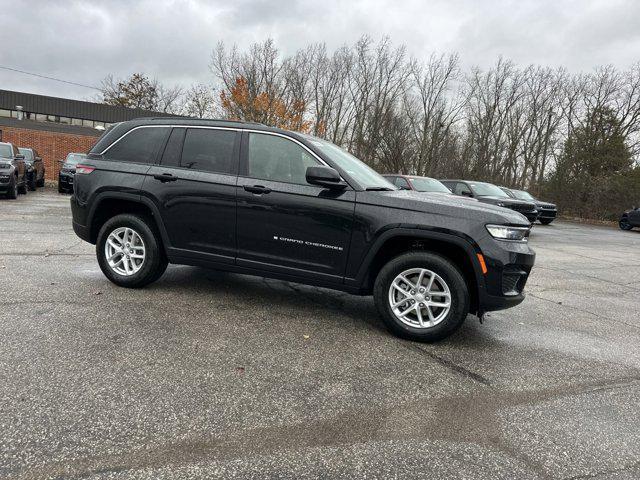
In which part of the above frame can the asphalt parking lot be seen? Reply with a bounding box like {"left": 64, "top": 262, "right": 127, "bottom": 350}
{"left": 1, "top": 189, "right": 639, "bottom": 479}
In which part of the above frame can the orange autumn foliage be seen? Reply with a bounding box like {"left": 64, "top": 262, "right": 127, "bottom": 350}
{"left": 220, "top": 77, "right": 316, "bottom": 134}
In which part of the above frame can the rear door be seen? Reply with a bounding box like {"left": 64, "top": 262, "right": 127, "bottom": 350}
{"left": 235, "top": 131, "right": 355, "bottom": 283}
{"left": 144, "top": 126, "right": 240, "bottom": 264}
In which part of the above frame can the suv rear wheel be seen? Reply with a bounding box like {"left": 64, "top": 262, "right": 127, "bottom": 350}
{"left": 96, "top": 214, "right": 168, "bottom": 288}
{"left": 374, "top": 252, "right": 469, "bottom": 342}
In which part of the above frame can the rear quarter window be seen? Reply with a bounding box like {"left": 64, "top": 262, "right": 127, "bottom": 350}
{"left": 102, "top": 127, "right": 169, "bottom": 164}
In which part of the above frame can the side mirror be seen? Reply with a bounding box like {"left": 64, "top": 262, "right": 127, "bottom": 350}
{"left": 35, "top": 156, "right": 42, "bottom": 161}
{"left": 399, "top": 185, "right": 411, "bottom": 190}
{"left": 57, "top": 159, "right": 65, "bottom": 164}
{"left": 15, "top": 154, "right": 25, "bottom": 160}
{"left": 306, "top": 166, "right": 347, "bottom": 190}
{"left": 461, "top": 190, "right": 473, "bottom": 197}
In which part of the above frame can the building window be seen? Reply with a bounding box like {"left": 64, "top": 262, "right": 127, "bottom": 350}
{"left": 35, "top": 113, "right": 47, "bottom": 122}
{"left": 59, "top": 117, "right": 70, "bottom": 124}
{"left": 0, "top": 109, "right": 11, "bottom": 118}
{"left": 71, "top": 118, "right": 82, "bottom": 126}
{"left": 82, "top": 119, "right": 94, "bottom": 128}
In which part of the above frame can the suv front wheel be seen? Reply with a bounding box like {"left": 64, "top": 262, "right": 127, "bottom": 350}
{"left": 96, "top": 214, "right": 168, "bottom": 288}
{"left": 374, "top": 252, "right": 469, "bottom": 342}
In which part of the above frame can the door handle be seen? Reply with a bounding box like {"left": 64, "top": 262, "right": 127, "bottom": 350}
{"left": 244, "top": 185, "right": 272, "bottom": 195}
{"left": 153, "top": 173, "right": 178, "bottom": 183}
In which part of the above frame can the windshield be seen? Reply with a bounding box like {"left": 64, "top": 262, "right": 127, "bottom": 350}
{"left": 0, "top": 144, "right": 12, "bottom": 159}
{"left": 409, "top": 177, "right": 451, "bottom": 193}
{"left": 65, "top": 153, "right": 85, "bottom": 165}
{"left": 18, "top": 148, "right": 34, "bottom": 161}
{"left": 301, "top": 135, "right": 395, "bottom": 190}
{"left": 469, "top": 182, "right": 510, "bottom": 198}
{"left": 512, "top": 189, "right": 535, "bottom": 201}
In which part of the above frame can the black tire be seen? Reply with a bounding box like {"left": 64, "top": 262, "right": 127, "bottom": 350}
{"left": 373, "top": 252, "right": 469, "bottom": 342}
{"left": 28, "top": 176, "right": 36, "bottom": 191}
{"left": 6, "top": 177, "right": 18, "bottom": 199}
{"left": 96, "top": 214, "right": 168, "bottom": 288}
{"left": 539, "top": 218, "right": 554, "bottom": 225}
{"left": 37, "top": 177, "right": 45, "bottom": 187}
{"left": 619, "top": 217, "right": 634, "bottom": 231}
{"left": 18, "top": 181, "right": 27, "bottom": 195}
{"left": 58, "top": 183, "right": 64, "bottom": 194}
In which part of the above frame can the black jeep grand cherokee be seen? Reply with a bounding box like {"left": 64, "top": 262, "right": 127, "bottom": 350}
{"left": 71, "top": 118, "right": 535, "bottom": 342}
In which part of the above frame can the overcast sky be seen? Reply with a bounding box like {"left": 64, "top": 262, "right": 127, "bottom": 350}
{"left": 1, "top": 0, "right": 639, "bottom": 102}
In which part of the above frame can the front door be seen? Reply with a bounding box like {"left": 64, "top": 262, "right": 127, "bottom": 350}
{"left": 143, "top": 127, "right": 240, "bottom": 264}
{"left": 236, "top": 132, "right": 355, "bottom": 284}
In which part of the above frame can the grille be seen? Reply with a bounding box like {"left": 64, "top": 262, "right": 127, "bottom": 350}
{"left": 509, "top": 204, "right": 535, "bottom": 213}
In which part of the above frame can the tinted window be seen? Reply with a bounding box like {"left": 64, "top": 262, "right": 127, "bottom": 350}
{"left": 104, "top": 127, "right": 168, "bottom": 164}
{"left": 453, "top": 182, "right": 472, "bottom": 196}
{"left": 248, "top": 133, "right": 318, "bottom": 184}
{"left": 161, "top": 128, "right": 185, "bottom": 167}
{"left": 181, "top": 128, "right": 236, "bottom": 174}
{"left": 18, "top": 148, "right": 34, "bottom": 161}
{"left": 395, "top": 177, "right": 410, "bottom": 189}
{"left": 0, "top": 144, "right": 12, "bottom": 158}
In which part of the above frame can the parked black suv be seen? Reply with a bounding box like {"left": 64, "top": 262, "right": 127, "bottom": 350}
{"left": 500, "top": 187, "right": 557, "bottom": 225}
{"left": 18, "top": 147, "right": 45, "bottom": 190}
{"left": 619, "top": 207, "right": 640, "bottom": 231}
{"left": 71, "top": 119, "right": 535, "bottom": 342}
{"left": 0, "top": 142, "right": 28, "bottom": 199}
{"left": 441, "top": 180, "right": 539, "bottom": 223}
{"left": 58, "top": 153, "right": 86, "bottom": 193}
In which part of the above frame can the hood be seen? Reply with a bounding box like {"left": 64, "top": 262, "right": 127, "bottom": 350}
{"left": 535, "top": 200, "right": 556, "bottom": 209}
{"left": 417, "top": 191, "right": 479, "bottom": 202}
{"left": 358, "top": 189, "right": 530, "bottom": 226}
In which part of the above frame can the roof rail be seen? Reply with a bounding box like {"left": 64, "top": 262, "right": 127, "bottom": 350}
{"left": 133, "top": 116, "right": 266, "bottom": 126}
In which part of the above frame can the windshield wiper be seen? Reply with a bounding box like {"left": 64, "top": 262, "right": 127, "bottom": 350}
{"left": 365, "top": 186, "right": 395, "bottom": 191}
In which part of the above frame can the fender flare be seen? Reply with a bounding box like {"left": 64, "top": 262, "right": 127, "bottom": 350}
{"left": 87, "top": 191, "right": 172, "bottom": 253}
{"left": 350, "top": 226, "right": 486, "bottom": 297}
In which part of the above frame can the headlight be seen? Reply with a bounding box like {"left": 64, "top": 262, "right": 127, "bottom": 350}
{"left": 486, "top": 224, "right": 530, "bottom": 241}
{"left": 496, "top": 202, "right": 506, "bottom": 207}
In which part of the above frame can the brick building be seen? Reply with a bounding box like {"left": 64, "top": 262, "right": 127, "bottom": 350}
{"left": 0, "top": 89, "right": 177, "bottom": 181}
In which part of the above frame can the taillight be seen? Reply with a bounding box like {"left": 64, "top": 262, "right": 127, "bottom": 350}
{"left": 76, "top": 164, "right": 95, "bottom": 174}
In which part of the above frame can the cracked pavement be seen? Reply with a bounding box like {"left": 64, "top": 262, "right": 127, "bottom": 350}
{"left": 1, "top": 189, "right": 639, "bottom": 479}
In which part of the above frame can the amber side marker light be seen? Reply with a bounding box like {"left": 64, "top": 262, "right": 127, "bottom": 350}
{"left": 477, "top": 253, "right": 488, "bottom": 274}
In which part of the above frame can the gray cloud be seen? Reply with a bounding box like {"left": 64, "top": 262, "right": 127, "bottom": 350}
{"left": 1, "top": 0, "right": 638, "bottom": 100}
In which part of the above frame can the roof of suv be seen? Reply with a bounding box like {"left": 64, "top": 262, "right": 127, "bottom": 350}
{"left": 131, "top": 117, "right": 268, "bottom": 129}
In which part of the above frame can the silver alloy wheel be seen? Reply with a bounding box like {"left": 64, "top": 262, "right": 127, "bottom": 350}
{"left": 104, "top": 227, "right": 146, "bottom": 276}
{"left": 388, "top": 267, "right": 452, "bottom": 329}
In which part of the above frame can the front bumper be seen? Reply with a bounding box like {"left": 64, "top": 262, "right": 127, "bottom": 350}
{"left": 477, "top": 236, "right": 535, "bottom": 313}
{"left": 59, "top": 172, "right": 75, "bottom": 190}
{"left": 538, "top": 208, "right": 557, "bottom": 220}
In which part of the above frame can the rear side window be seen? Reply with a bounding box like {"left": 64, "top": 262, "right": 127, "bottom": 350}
{"left": 103, "top": 127, "right": 169, "bottom": 164}
{"left": 180, "top": 128, "right": 236, "bottom": 174}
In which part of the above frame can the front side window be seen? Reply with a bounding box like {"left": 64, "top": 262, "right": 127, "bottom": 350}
{"left": 104, "top": 127, "right": 168, "bottom": 164}
{"left": 247, "top": 133, "right": 318, "bottom": 184}
{"left": 18, "top": 148, "right": 34, "bottom": 161}
{"left": 181, "top": 128, "right": 236, "bottom": 174}
{"left": 395, "top": 177, "right": 410, "bottom": 189}
{"left": 453, "top": 182, "right": 472, "bottom": 196}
